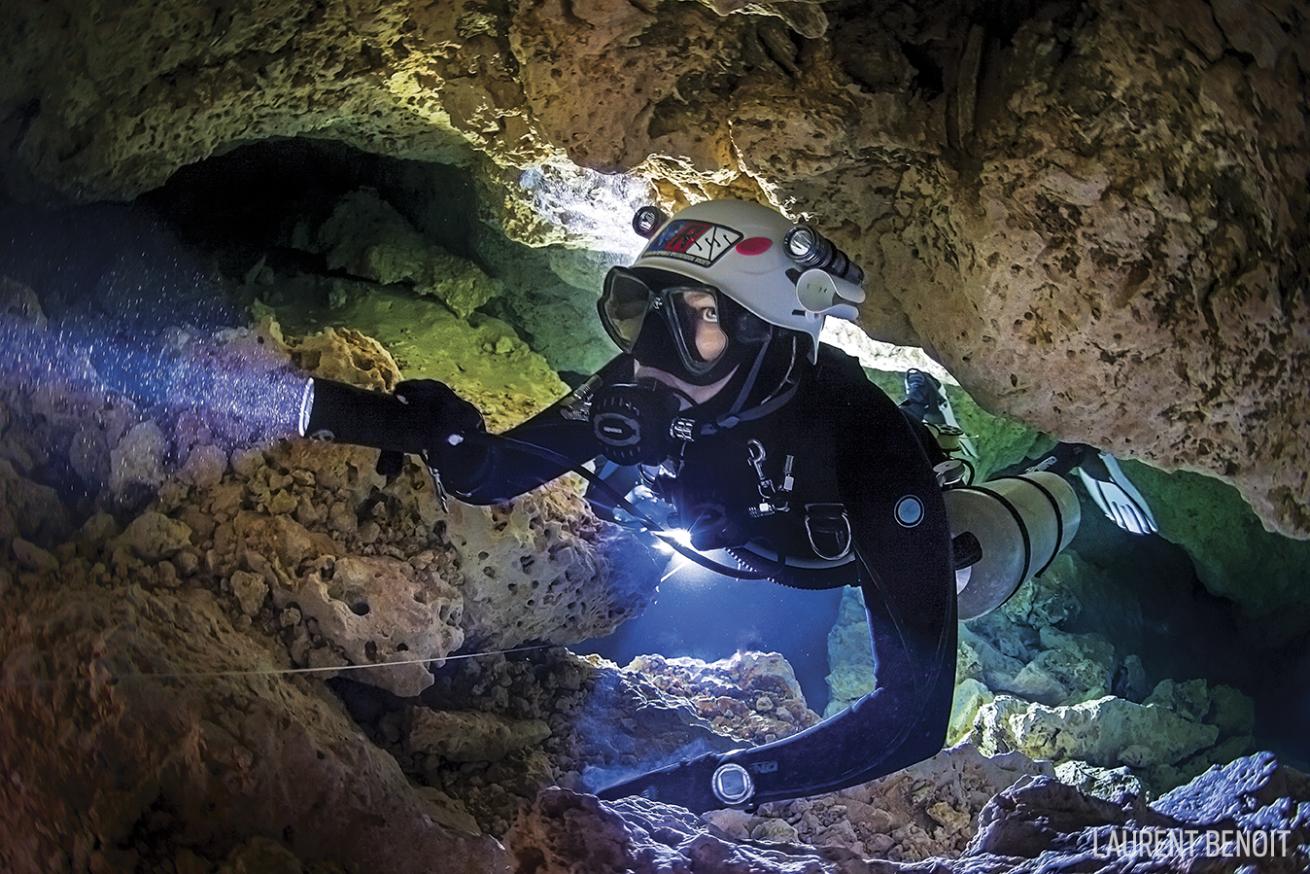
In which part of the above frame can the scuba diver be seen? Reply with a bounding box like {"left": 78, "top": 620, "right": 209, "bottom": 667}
{"left": 297, "top": 200, "right": 1157, "bottom": 812}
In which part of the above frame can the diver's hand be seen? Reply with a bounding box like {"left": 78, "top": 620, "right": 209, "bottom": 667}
{"left": 595, "top": 751, "right": 734, "bottom": 813}
{"left": 1077, "top": 451, "right": 1158, "bottom": 535}
{"left": 393, "top": 379, "right": 485, "bottom": 470}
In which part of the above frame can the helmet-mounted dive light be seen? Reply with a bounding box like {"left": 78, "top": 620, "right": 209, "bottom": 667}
{"left": 783, "top": 223, "right": 865, "bottom": 285}
{"left": 632, "top": 206, "right": 667, "bottom": 238}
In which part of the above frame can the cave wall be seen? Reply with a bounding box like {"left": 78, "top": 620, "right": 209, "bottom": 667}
{"left": 2, "top": 0, "right": 1307, "bottom": 539}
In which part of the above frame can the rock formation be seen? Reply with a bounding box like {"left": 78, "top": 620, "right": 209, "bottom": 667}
{"left": 508, "top": 752, "right": 1309, "bottom": 873}
{"left": 2, "top": 0, "right": 1306, "bottom": 537}
{"left": 0, "top": 260, "right": 663, "bottom": 869}
{"left": 826, "top": 549, "right": 1261, "bottom": 795}
{"left": 0, "top": 2, "right": 1308, "bottom": 869}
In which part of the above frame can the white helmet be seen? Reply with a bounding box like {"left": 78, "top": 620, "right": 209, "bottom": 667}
{"left": 628, "top": 199, "right": 866, "bottom": 363}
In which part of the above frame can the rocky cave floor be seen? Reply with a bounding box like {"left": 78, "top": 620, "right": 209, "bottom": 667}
{"left": 0, "top": 155, "right": 1307, "bottom": 874}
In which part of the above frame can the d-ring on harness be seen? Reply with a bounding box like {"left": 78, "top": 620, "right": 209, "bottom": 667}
{"left": 803, "top": 502, "right": 852, "bottom": 561}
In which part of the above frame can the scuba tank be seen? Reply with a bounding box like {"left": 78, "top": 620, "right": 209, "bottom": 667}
{"left": 943, "top": 471, "right": 1081, "bottom": 620}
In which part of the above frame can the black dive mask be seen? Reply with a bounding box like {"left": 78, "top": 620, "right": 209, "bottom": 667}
{"left": 589, "top": 379, "right": 690, "bottom": 466}
{"left": 599, "top": 266, "right": 762, "bottom": 386}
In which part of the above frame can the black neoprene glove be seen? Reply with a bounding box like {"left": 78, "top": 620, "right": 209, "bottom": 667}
{"left": 375, "top": 379, "right": 486, "bottom": 478}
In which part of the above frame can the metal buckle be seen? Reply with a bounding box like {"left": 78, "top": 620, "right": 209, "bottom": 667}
{"left": 803, "top": 503, "right": 851, "bottom": 561}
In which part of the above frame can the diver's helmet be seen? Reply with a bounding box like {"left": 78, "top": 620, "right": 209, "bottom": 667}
{"left": 590, "top": 199, "right": 868, "bottom": 464}
{"left": 598, "top": 200, "right": 867, "bottom": 375}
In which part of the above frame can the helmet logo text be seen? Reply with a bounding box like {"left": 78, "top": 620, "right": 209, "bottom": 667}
{"left": 648, "top": 220, "right": 743, "bottom": 267}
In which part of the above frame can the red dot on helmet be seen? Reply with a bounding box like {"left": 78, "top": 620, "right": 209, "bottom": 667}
{"left": 735, "top": 237, "right": 773, "bottom": 256}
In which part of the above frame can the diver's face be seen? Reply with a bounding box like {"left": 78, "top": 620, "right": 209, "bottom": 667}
{"left": 630, "top": 287, "right": 737, "bottom": 404}
{"left": 678, "top": 290, "right": 728, "bottom": 363}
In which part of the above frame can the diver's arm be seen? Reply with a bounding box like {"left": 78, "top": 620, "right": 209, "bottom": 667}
{"left": 440, "top": 355, "right": 631, "bottom": 504}
{"left": 596, "top": 365, "right": 956, "bottom": 811}
{"left": 303, "top": 357, "right": 631, "bottom": 505}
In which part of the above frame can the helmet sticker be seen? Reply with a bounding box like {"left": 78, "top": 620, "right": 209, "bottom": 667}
{"left": 735, "top": 236, "right": 773, "bottom": 256}
{"left": 647, "top": 220, "right": 743, "bottom": 267}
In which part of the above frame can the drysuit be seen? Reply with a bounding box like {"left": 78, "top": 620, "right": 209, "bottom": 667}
{"left": 307, "top": 342, "right": 958, "bottom": 812}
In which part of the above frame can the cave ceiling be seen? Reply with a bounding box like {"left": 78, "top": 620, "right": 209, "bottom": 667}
{"left": 1, "top": 0, "right": 1306, "bottom": 536}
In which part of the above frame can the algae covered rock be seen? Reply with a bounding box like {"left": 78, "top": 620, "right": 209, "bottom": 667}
{"left": 286, "top": 326, "right": 402, "bottom": 393}
{"left": 823, "top": 586, "right": 876, "bottom": 716}
{"left": 974, "top": 689, "right": 1235, "bottom": 792}
{"left": 1122, "top": 460, "right": 1310, "bottom": 645}
{"left": 948, "top": 678, "right": 994, "bottom": 745}
{"left": 472, "top": 229, "right": 618, "bottom": 377}
{"left": 315, "top": 189, "right": 501, "bottom": 319}
{"left": 273, "top": 286, "right": 567, "bottom": 432}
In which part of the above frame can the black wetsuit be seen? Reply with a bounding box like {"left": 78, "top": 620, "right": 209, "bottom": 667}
{"left": 439, "top": 343, "right": 959, "bottom": 811}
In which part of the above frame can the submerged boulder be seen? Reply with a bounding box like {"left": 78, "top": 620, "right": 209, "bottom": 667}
{"left": 626, "top": 651, "right": 819, "bottom": 745}
{"left": 508, "top": 752, "right": 1310, "bottom": 873}
{"left": 0, "top": 581, "right": 505, "bottom": 874}
{"left": 972, "top": 677, "right": 1255, "bottom": 794}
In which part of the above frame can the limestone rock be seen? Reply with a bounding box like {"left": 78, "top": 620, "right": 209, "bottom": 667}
{"left": 956, "top": 626, "right": 1027, "bottom": 692}
{"left": 445, "top": 493, "right": 660, "bottom": 649}
{"left": 624, "top": 651, "right": 819, "bottom": 744}
{"left": 0, "top": 276, "right": 46, "bottom": 328}
{"left": 286, "top": 327, "right": 401, "bottom": 394}
{"left": 1053, "top": 760, "right": 1145, "bottom": 802}
{"left": 315, "top": 189, "right": 501, "bottom": 318}
{"left": 2, "top": 0, "right": 1306, "bottom": 535}
{"left": 508, "top": 753, "right": 1310, "bottom": 873}
{"left": 116, "top": 511, "right": 193, "bottom": 561}
{"left": 180, "top": 443, "right": 227, "bottom": 488}
{"left": 10, "top": 537, "right": 58, "bottom": 574}
{"left": 976, "top": 694, "right": 1220, "bottom": 784}
{"left": 229, "top": 570, "right": 269, "bottom": 618}
{"left": 754, "top": 743, "right": 1054, "bottom": 862}
{"left": 284, "top": 554, "right": 465, "bottom": 698}
{"left": 0, "top": 459, "right": 71, "bottom": 548}
{"left": 1005, "top": 628, "right": 1116, "bottom": 706}
{"left": 407, "top": 708, "right": 551, "bottom": 763}
{"left": 823, "top": 586, "right": 876, "bottom": 716}
{"left": 0, "top": 582, "right": 505, "bottom": 874}
{"left": 1123, "top": 460, "right": 1310, "bottom": 644}
{"left": 109, "top": 420, "right": 167, "bottom": 506}
{"left": 948, "top": 678, "right": 994, "bottom": 745}
{"left": 274, "top": 282, "right": 568, "bottom": 432}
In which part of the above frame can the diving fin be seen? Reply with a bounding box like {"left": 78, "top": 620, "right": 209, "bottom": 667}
{"left": 1076, "top": 452, "right": 1158, "bottom": 536}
